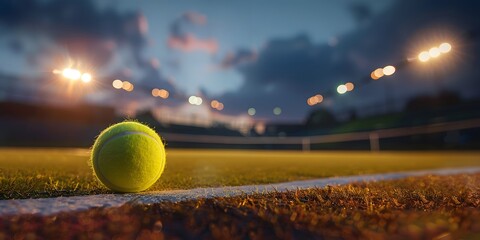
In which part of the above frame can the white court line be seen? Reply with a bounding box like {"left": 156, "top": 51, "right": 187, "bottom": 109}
{"left": 1, "top": 167, "right": 480, "bottom": 216}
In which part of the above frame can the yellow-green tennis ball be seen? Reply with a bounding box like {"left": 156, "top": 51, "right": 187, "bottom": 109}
{"left": 91, "top": 121, "right": 166, "bottom": 193}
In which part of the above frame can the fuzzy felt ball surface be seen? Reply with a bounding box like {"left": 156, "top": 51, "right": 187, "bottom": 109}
{"left": 91, "top": 121, "right": 166, "bottom": 192}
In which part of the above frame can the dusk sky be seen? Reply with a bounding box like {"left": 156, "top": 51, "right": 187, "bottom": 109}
{"left": 0, "top": 0, "right": 479, "bottom": 123}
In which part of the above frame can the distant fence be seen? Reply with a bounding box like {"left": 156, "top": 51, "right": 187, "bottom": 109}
{"left": 162, "top": 118, "right": 480, "bottom": 151}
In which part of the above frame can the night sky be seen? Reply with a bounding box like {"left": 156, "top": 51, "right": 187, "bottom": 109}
{"left": 0, "top": 0, "right": 479, "bottom": 124}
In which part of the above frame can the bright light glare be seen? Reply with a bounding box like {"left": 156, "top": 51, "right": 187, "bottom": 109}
{"left": 337, "top": 84, "right": 347, "bottom": 94}
{"left": 248, "top": 108, "right": 256, "bottom": 116}
{"left": 383, "top": 65, "right": 396, "bottom": 76}
{"left": 429, "top": 47, "right": 440, "bottom": 58}
{"left": 418, "top": 51, "right": 430, "bottom": 62}
{"left": 81, "top": 73, "right": 92, "bottom": 83}
{"left": 439, "top": 42, "right": 452, "bottom": 53}
{"left": 62, "top": 68, "right": 81, "bottom": 80}
{"left": 112, "top": 80, "right": 123, "bottom": 89}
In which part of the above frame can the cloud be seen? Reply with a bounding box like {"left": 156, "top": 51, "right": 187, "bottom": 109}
{"left": 220, "top": 49, "right": 257, "bottom": 69}
{"left": 183, "top": 11, "right": 207, "bottom": 25}
{"left": 0, "top": 0, "right": 149, "bottom": 67}
{"left": 168, "top": 34, "right": 218, "bottom": 54}
{"left": 348, "top": 3, "right": 372, "bottom": 24}
{"left": 0, "top": 0, "right": 178, "bottom": 104}
{"left": 167, "top": 11, "right": 218, "bottom": 54}
{"left": 217, "top": 34, "right": 353, "bottom": 121}
{"left": 218, "top": 0, "right": 480, "bottom": 121}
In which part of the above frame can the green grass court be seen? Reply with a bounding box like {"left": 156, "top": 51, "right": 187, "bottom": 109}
{"left": 1, "top": 148, "right": 479, "bottom": 200}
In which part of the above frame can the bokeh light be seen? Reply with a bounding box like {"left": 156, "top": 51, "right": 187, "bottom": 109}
{"left": 122, "top": 81, "right": 134, "bottom": 91}
{"left": 188, "top": 96, "right": 196, "bottom": 105}
{"left": 382, "top": 65, "right": 396, "bottom": 76}
{"left": 188, "top": 96, "right": 202, "bottom": 105}
{"left": 254, "top": 122, "right": 266, "bottom": 135}
{"left": 371, "top": 68, "right": 384, "bottom": 80}
{"left": 211, "top": 100, "right": 219, "bottom": 108}
{"left": 216, "top": 103, "right": 224, "bottom": 111}
{"left": 158, "top": 89, "right": 169, "bottom": 99}
{"left": 273, "top": 107, "right": 282, "bottom": 115}
{"left": 345, "top": 82, "right": 354, "bottom": 91}
{"left": 248, "top": 108, "right": 256, "bottom": 116}
{"left": 337, "top": 84, "right": 347, "bottom": 94}
{"left": 152, "top": 88, "right": 160, "bottom": 97}
{"left": 112, "top": 80, "right": 123, "bottom": 89}
{"left": 418, "top": 51, "right": 430, "bottom": 62}
{"left": 307, "top": 97, "right": 314, "bottom": 106}
{"left": 439, "top": 42, "right": 452, "bottom": 53}
{"left": 307, "top": 94, "right": 324, "bottom": 106}
{"left": 315, "top": 94, "right": 324, "bottom": 103}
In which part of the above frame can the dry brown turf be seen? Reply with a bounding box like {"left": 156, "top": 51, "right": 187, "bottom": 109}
{"left": 1, "top": 173, "right": 479, "bottom": 239}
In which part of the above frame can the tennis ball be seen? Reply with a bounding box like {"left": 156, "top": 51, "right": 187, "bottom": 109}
{"left": 91, "top": 121, "right": 166, "bottom": 193}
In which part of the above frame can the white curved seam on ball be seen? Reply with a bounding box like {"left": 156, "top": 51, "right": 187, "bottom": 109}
{"left": 94, "top": 131, "right": 163, "bottom": 192}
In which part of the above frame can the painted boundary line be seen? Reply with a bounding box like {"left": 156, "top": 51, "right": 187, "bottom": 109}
{"left": 1, "top": 167, "right": 480, "bottom": 216}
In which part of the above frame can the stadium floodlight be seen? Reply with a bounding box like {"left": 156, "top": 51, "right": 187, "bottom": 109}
{"left": 62, "top": 68, "right": 81, "bottom": 80}
{"left": 418, "top": 51, "right": 430, "bottom": 62}
{"left": 417, "top": 42, "right": 452, "bottom": 63}
{"left": 80, "top": 73, "right": 92, "bottom": 83}
{"left": 429, "top": 47, "right": 441, "bottom": 58}
{"left": 56, "top": 68, "right": 93, "bottom": 84}
{"left": 337, "top": 84, "right": 347, "bottom": 94}
{"left": 439, "top": 42, "right": 452, "bottom": 53}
